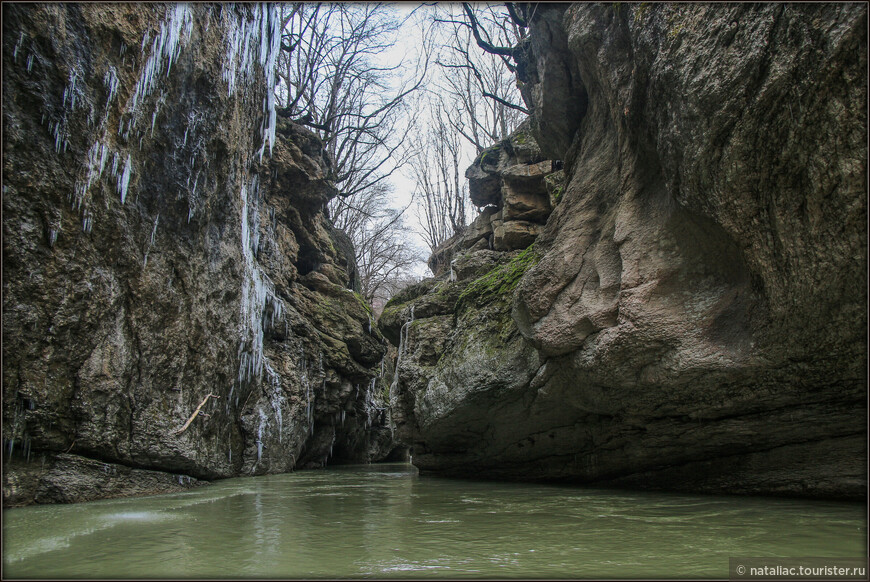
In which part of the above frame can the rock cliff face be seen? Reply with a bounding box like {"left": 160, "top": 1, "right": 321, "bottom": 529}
{"left": 383, "top": 3, "right": 866, "bottom": 499}
{"left": 3, "top": 4, "right": 394, "bottom": 506}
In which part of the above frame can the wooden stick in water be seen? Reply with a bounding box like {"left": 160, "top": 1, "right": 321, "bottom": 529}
{"left": 175, "top": 394, "right": 220, "bottom": 435}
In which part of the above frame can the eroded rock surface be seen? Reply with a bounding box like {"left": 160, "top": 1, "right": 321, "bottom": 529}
{"left": 3, "top": 4, "right": 395, "bottom": 505}
{"left": 428, "top": 120, "right": 560, "bottom": 276}
{"left": 384, "top": 3, "right": 866, "bottom": 499}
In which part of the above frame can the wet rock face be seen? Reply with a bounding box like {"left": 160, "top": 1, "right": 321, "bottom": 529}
{"left": 3, "top": 4, "right": 392, "bottom": 504}
{"left": 386, "top": 4, "right": 866, "bottom": 499}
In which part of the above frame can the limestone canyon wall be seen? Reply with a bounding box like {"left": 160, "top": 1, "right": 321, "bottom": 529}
{"left": 383, "top": 3, "right": 866, "bottom": 499}
{"left": 3, "top": 3, "right": 393, "bottom": 505}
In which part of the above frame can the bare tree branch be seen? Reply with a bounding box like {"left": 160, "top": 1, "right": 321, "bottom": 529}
{"left": 505, "top": 3, "right": 528, "bottom": 28}
{"left": 462, "top": 3, "right": 516, "bottom": 57}
{"left": 482, "top": 90, "right": 529, "bottom": 114}
{"left": 430, "top": 4, "right": 526, "bottom": 151}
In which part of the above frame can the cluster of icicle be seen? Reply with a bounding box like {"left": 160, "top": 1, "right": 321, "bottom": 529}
{"left": 34, "top": 3, "right": 281, "bottom": 250}
{"left": 221, "top": 3, "right": 281, "bottom": 162}
{"left": 389, "top": 305, "right": 415, "bottom": 401}
{"left": 237, "top": 172, "right": 285, "bottom": 389}
{"left": 61, "top": 4, "right": 194, "bottom": 236}
{"left": 363, "top": 377, "right": 379, "bottom": 429}
{"left": 129, "top": 4, "right": 194, "bottom": 113}
{"left": 21, "top": 3, "right": 301, "bottom": 472}
{"left": 249, "top": 344, "right": 329, "bottom": 471}
{"left": 305, "top": 350, "right": 326, "bottom": 437}
{"left": 227, "top": 6, "right": 292, "bottom": 472}
{"left": 5, "top": 395, "right": 35, "bottom": 464}
{"left": 248, "top": 361, "right": 286, "bottom": 470}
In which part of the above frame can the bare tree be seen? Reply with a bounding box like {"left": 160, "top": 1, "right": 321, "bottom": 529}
{"left": 276, "top": 3, "right": 428, "bottom": 202}
{"left": 275, "top": 3, "right": 430, "bottom": 305}
{"left": 432, "top": 3, "right": 530, "bottom": 153}
{"left": 355, "top": 208, "right": 423, "bottom": 307}
{"left": 408, "top": 97, "right": 472, "bottom": 255}
{"left": 404, "top": 3, "right": 531, "bottom": 261}
{"left": 328, "top": 178, "right": 421, "bottom": 307}
{"left": 275, "top": 4, "right": 532, "bottom": 290}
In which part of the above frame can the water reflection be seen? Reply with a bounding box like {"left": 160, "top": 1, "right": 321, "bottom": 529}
{"left": 3, "top": 463, "right": 865, "bottom": 578}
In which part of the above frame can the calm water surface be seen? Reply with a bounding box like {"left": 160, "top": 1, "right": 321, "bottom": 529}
{"left": 2, "top": 463, "right": 865, "bottom": 578}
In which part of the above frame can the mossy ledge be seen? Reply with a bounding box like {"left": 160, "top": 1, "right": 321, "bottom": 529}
{"left": 456, "top": 245, "right": 540, "bottom": 313}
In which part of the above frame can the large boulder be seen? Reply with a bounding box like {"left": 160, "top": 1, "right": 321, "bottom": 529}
{"left": 493, "top": 220, "right": 540, "bottom": 251}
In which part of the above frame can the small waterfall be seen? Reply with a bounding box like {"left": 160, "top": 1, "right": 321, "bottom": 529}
{"left": 389, "top": 304, "right": 414, "bottom": 401}
{"left": 384, "top": 305, "right": 415, "bottom": 442}
{"left": 255, "top": 407, "right": 267, "bottom": 463}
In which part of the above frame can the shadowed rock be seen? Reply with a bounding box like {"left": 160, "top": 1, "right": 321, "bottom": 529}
{"left": 384, "top": 3, "right": 866, "bottom": 499}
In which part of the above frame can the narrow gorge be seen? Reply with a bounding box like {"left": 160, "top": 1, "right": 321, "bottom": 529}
{"left": 3, "top": 0, "right": 866, "bottom": 514}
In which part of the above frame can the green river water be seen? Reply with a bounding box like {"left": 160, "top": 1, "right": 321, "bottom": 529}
{"left": 2, "top": 463, "right": 866, "bottom": 579}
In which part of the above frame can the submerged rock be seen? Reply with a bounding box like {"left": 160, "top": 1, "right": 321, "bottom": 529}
{"left": 3, "top": 4, "right": 394, "bottom": 505}
{"left": 384, "top": 3, "right": 866, "bottom": 499}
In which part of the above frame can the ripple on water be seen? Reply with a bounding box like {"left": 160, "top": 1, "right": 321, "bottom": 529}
{"left": 2, "top": 464, "right": 865, "bottom": 579}
{"left": 107, "top": 511, "right": 175, "bottom": 521}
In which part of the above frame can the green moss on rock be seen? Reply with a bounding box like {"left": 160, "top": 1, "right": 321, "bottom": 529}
{"left": 476, "top": 144, "right": 502, "bottom": 168}
{"left": 383, "top": 278, "right": 437, "bottom": 311}
{"left": 352, "top": 291, "right": 373, "bottom": 316}
{"left": 512, "top": 131, "right": 530, "bottom": 145}
{"left": 456, "top": 245, "right": 540, "bottom": 312}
